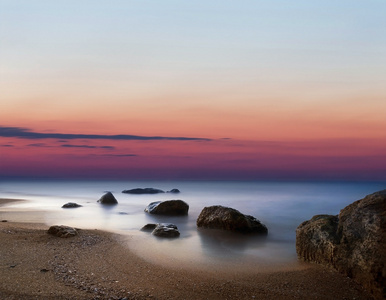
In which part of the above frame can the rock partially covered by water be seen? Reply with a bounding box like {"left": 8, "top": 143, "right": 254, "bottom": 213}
{"left": 296, "top": 190, "right": 386, "bottom": 299}
{"left": 97, "top": 192, "right": 118, "bottom": 205}
{"left": 122, "top": 188, "right": 165, "bottom": 194}
{"left": 152, "top": 223, "right": 180, "bottom": 238}
{"left": 144, "top": 200, "right": 189, "bottom": 215}
{"left": 167, "top": 188, "right": 180, "bottom": 194}
{"left": 140, "top": 223, "right": 157, "bottom": 232}
{"left": 196, "top": 205, "right": 268, "bottom": 234}
{"left": 47, "top": 225, "right": 78, "bottom": 238}
{"left": 61, "top": 202, "right": 82, "bottom": 208}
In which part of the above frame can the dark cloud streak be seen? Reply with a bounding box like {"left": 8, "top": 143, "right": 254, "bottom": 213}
{"left": 0, "top": 126, "right": 211, "bottom": 141}
{"left": 27, "top": 143, "right": 48, "bottom": 147}
{"left": 61, "top": 144, "right": 116, "bottom": 150}
{"left": 97, "top": 154, "right": 137, "bottom": 157}
{"left": 62, "top": 144, "right": 96, "bottom": 149}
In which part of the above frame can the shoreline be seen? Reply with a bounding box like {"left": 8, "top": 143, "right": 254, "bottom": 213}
{"left": 0, "top": 198, "right": 25, "bottom": 206}
{"left": 0, "top": 198, "right": 374, "bottom": 299}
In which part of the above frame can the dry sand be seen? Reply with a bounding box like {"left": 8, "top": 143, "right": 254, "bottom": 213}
{"left": 0, "top": 199, "right": 374, "bottom": 300}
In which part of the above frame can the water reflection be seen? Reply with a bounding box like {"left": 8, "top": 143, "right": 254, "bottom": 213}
{"left": 197, "top": 228, "right": 268, "bottom": 258}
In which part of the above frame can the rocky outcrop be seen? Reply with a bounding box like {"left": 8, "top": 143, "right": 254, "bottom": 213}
{"left": 196, "top": 205, "right": 268, "bottom": 234}
{"left": 296, "top": 190, "right": 386, "bottom": 299}
{"left": 97, "top": 192, "right": 118, "bottom": 205}
{"left": 61, "top": 202, "right": 82, "bottom": 208}
{"left": 48, "top": 225, "right": 78, "bottom": 238}
{"left": 144, "top": 200, "right": 189, "bottom": 215}
{"left": 152, "top": 223, "right": 180, "bottom": 238}
{"left": 167, "top": 189, "right": 180, "bottom": 194}
{"left": 122, "top": 188, "right": 165, "bottom": 194}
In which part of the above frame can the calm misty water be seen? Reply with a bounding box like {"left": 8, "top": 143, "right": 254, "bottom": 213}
{"left": 0, "top": 180, "right": 384, "bottom": 269}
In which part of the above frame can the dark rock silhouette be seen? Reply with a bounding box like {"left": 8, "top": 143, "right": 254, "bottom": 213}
{"left": 196, "top": 205, "right": 268, "bottom": 234}
{"left": 152, "top": 223, "right": 180, "bottom": 238}
{"left": 122, "top": 188, "right": 165, "bottom": 194}
{"left": 97, "top": 192, "right": 118, "bottom": 205}
{"left": 61, "top": 202, "right": 82, "bottom": 208}
{"left": 144, "top": 200, "right": 189, "bottom": 215}
{"left": 47, "top": 225, "right": 77, "bottom": 238}
{"left": 296, "top": 190, "right": 386, "bottom": 299}
{"left": 167, "top": 189, "right": 180, "bottom": 194}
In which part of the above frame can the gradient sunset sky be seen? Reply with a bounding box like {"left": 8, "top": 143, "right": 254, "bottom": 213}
{"left": 1, "top": 1, "right": 385, "bottom": 180}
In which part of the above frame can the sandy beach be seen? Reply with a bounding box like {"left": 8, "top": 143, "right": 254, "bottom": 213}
{"left": 0, "top": 198, "right": 374, "bottom": 300}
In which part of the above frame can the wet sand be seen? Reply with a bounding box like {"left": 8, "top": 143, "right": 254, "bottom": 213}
{"left": 0, "top": 198, "right": 374, "bottom": 299}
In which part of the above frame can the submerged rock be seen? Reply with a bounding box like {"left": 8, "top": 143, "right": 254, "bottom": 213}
{"left": 196, "top": 205, "right": 268, "bottom": 234}
{"left": 47, "top": 225, "right": 78, "bottom": 238}
{"left": 122, "top": 188, "right": 165, "bottom": 194}
{"left": 61, "top": 202, "right": 82, "bottom": 208}
{"left": 97, "top": 192, "right": 118, "bottom": 205}
{"left": 152, "top": 223, "right": 180, "bottom": 238}
{"left": 140, "top": 223, "right": 157, "bottom": 231}
{"left": 296, "top": 190, "right": 386, "bottom": 299}
{"left": 144, "top": 200, "right": 189, "bottom": 215}
{"left": 167, "top": 188, "right": 180, "bottom": 194}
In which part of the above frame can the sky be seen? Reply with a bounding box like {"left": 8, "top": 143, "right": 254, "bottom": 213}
{"left": 1, "top": 1, "right": 386, "bottom": 181}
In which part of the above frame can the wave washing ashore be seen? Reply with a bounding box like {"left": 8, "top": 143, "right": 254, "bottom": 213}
{"left": 0, "top": 180, "right": 383, "bottom": 299}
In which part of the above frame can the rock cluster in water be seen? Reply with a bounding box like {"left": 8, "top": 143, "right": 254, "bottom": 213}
{"left": 296, "top": 190, "right": 386, "bottom": 299}
{"left": 141, "top": 223, "right": 180, "bottom": 238}
{"left": 122, "top": 188, "right": 165, "bottom": 194}
{"left": 122, "top": 187, "right": 180, "bottom": 194}
{"left": 56, "top": 188, "right": 268, "bottom": 241}
{"left": 196, "top": 205, "right": 268, "bottom": 234}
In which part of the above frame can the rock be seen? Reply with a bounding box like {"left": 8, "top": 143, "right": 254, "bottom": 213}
{"left": 296, "top": 215, "right": 340, "bottom": 264}
{"left": 47, "top": 225, "right": 78, "bottom": 238}
{"left": 167, "top": 188, "right": 180, "bottom": 193}
{"left": 152, "top": 223, "right": 180, "bottom": 238}
{"left": 61, "top": 202, "right": 82, "bottom": 208}
{"left": 140, "top": 224, "right": 157, "bottom": 231}
{"left": 122, "top": 188, "right": 165, "bottom": 194}
{"left": 296, "top": 190, "right": 386, "bottom": 299}
{"left": 144, "top": 200, "right": 189, "bottom": 215}
{"left": 97, "top": 192, "right": 118, "bottom": 205}
{"left": 196, "top": 205, "right": 268, "bottom": 234}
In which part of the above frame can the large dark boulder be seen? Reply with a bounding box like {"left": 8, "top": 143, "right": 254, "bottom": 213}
{"left": 47, "top": 225, "right": 78, "bottom": 238}
{"left": 152, "top": 223, "right": 180, "bottom": 238}
{"left": 296, "top": 190, "right": 386, "bottom": 299}
{"left": 196, "top": 205, "right": 268, "bottom": 234}
{"left": 144, "top": 200, "right": 189, "bottom": 215}
{"left": 97, "top": 192, "right": 118, "bottom": 205}
{"left": 122, "top": 188, "right": 165, "bottom": 194}
{"left": 61, "top": 202, "right": 82, "bottom": 208}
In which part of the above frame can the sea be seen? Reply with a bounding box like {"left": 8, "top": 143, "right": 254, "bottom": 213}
{"left": 0, "top": 180, "right": 384, "bottom": 271}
